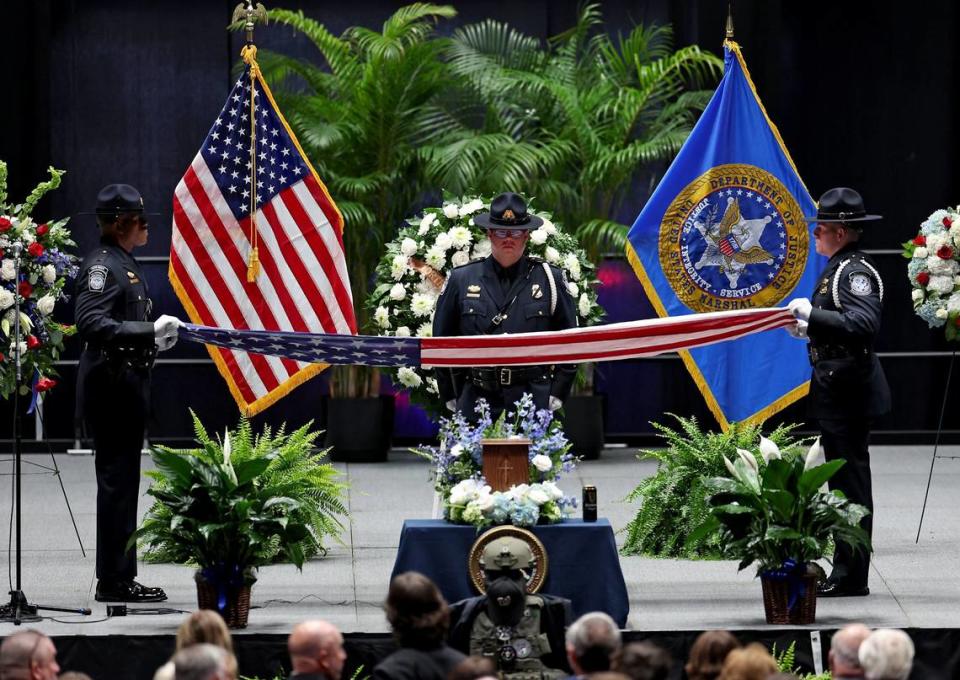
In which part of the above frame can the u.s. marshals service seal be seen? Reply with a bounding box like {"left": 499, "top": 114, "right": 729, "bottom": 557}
{"left": 88, "top": 265, "right": 109, "bottom": 292}
{"left": 659, "top": 164, "right": 808, "bottom": 312}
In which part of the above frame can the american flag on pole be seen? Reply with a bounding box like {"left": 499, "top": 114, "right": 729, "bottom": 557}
{"left": 179, "top": 307, "right": 794, "bottom": 368}
{"left": 170, "top": 60, "right": 356, "bottom": 416}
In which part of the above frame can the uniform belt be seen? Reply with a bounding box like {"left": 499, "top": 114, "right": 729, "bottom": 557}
{"left": 470, "top": 366, "right": 550, "bottom": 389}
{"left": 84, "top": 342, "right": 157, "bottom": 370}
{"left": 807, "top": 344, "right": 871, "bottom": 365}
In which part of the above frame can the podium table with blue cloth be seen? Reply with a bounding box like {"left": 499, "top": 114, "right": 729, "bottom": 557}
{"left": 390, "top": 519, "right": 629, "bottom": 627}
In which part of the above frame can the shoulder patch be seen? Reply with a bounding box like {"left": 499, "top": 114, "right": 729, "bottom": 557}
{"left": 88, "top": 264, "right": 108, "bottom": 293}
{"left": 849, "top": 271, "right": 873, "bottom": 296}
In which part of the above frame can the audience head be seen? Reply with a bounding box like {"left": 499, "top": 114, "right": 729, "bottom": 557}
{"left": 616, "top": 641, "right": 672, "bottom": 680}
{"left": 716, "top": 642, "right": 777, "bottom": 680}
{"left": 384, "top": 571, "right": 451, "bottom": 650}
{"left": 447, "top": 655, "right": 498, "bottom": 680}
{"left": 57, "top": 674, "right": 94, "bottom": 680}
{"left": 829, "top": 623, "right": 872, "bottom": 678}
{"left": 172, "top": 643, "right": 230, "bottom": 680}
{"left": 175, "top": 610, "right": 234, "bottom": 654}
{"left": 288, "top": 619, "right": 347, "bottom": 680}
{"left": 685, "top": 630, "right": 741, "bottom": 680}
{"left": 565, "top": 611, "right": 622, "bottom": 674}
{"left": 859, "top": 629, "right": 914, "bottom": 680}
{"left": 0, "top": 629, "right": 60, "bottom": 680}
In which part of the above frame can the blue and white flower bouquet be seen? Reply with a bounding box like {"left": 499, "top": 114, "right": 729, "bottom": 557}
{"left": 416, "top": 394, "right": 579, "bottom": 528}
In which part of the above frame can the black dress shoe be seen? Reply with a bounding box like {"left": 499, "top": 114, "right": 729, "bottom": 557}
{"left": 95, "top": 579, "right": 168, "bottom": 602}
{"left": 817, "top": 580, "right": 870, "bottom": 597}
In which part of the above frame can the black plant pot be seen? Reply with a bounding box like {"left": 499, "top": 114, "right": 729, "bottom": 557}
{"left": 323, "top": 395, "right": 395, "bottom": 462}
{"left": 562, "top": 394, "right": 605, "bottom": 460}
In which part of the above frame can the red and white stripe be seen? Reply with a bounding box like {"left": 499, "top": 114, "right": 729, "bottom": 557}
{"left": 421, "top": 307, "right": 794, "bottom": 368}
{"left": 170, "top": 155, "right": 355, "bottom": 408}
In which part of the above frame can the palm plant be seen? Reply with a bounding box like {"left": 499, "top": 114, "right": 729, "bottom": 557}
{"left": 135, "top": 412, "right": 348, "bottom": 570}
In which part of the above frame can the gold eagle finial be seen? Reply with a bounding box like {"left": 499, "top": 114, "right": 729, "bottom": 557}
{"left": 231, "top": 1, "right": 268, "bottom": 43}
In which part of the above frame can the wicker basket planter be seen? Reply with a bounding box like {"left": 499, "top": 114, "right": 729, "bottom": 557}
{"left": 760, "top": 568, "right": 818, "bottom": 625}
{"left": 195, "top": 570, "right": 257, "bottom": 629}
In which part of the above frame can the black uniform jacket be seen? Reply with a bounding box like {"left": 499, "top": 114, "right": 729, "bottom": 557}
{"left": 74, "top": 238, "right": 155, "bottom": 420}
{"left": 432, "top": 254, "right": 578, "bottom": 406}
{"left": 806, "top": 244, "right": 891, "bottom": 419}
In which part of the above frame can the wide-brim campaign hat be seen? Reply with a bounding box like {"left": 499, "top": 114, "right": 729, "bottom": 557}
{"left": 79, "top": 183, "right": 161, "bottom": 217}
{"left": 473, "top": 192, "right": 543, "bottom": 231}
{"left": 805, "top": 187, "right": 882, "bottom": 223}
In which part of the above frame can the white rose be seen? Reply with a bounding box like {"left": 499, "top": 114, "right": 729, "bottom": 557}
{"left": 419, "top": 212, "right": 437, "bottom": 235}
{"left": 448, "top": 226, "right": 472, "bottom": 248}
{"left": 541, "top": 218, "right": 556, "bottom": 235}
{"left": 912, "top": 288, "right": 925, "bottom": 302}
{"left": 530, "top": 228, "right": 548, "bottom": 245}
{"left": 935, "top": 307, "right": 949, "bottom": 319}
{"left": 531, "top": 454, "right": 552, "bottom": 472}
{"left": 473, "top": 491, "right": 495, "bottom": 512}
{"left": 451, "top": 250, "right": 470, "bottom": 267}
{"left": 397, "top": 367, "right": 422, "bottom": 388}
{"left": 9, "top": 341, "right": 26, "bottom": 356}
{"left": 389, "top": 283, "right": 407, "bottom": 301}
{"left": 20, "top": 231, "right": 35, "bottom": 245}
{"left": 0, "top": 260, "right": 15, "bottom": 281}
{"left": 425, "top": 245, "right": 446, "bottom": 270}
{"left": 0, "top": 289, "right": 13, "bottom": 310}
{"left": 541, "top": 481, "right": 563, "bottom": 500}
{"left": 527, "top": 487, "right": 550, "bottom": 505}
{"left": 545, "top": 246, "right": 561, "bottom": 264}
{"left": 434, "top": 232, "right": 453, "bottom": 252}
{"left": 579, "top": 293, "right": 592, "bottom": 317}
{"left": 42, "top": 264, "right": 57, "bottom": 285}
{"left": 450, "top": 443, "right": 464, "bottom": 458}
{"left": 391, "top": 254, "right": 408, "bottom": 280}
{"left": 472, "top": 238, "right": 491, "bottom": 259}
{"left": 462, "top": 198, "right": 485, "bottom": 215}
{"left": 411, "top": 293, "right": 435, "bottom": 317}
{"left": 417, "top": 322, "right": 433, "bottom": 337}
{"left": 508, "top": 483, "right": 530, "bottom": 502}
{"left": 913, "top": 247, "right": 929, "bottom": 259}
{"left": 443, "top": 204, "right": 459, "bottom": 219}
{"left": 374, "top": 306, "right": 391, "bottom": 329}
{"left": 36, "top": 295, "right": 55, "bottom": 316}
{"left": 394, "top": 325, "right": 411, "bottom": 337}
{"left": 563, "top": 253, "right": 581, "bottom": 281}
{"left": 567, "top": 282, "right": 579, "bottom": 297}
{"left": 400, "top": 238, "right": 418, "bottom": 257}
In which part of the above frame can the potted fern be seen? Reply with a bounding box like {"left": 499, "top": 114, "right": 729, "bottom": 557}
{"left": 133, "top": 413, "right": 348, "bottom": 628}
{"left": 688, "top": 436, "right": 870, "bottom": 624}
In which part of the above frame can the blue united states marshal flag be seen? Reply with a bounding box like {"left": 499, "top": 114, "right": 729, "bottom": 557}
{"left": 626, "top": 40, "right": 825, "bottom": 429}
{"left": 170, "top": 59, "right": 356, "bottom": 416}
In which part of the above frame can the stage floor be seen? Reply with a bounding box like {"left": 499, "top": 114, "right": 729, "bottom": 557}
{"left": 1, "top": 444, "right": 958, "bottom": 637}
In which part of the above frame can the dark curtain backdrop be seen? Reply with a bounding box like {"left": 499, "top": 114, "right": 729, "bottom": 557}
{"left": 2, "top": 0, "right": 958, "bottom": 444}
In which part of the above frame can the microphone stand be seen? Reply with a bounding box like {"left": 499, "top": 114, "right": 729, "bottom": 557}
{"left": 0, "top": 241, "right": 91, "bottom": 624}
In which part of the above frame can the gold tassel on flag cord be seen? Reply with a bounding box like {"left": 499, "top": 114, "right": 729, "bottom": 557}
{"left": 241, "top": 44, "right": 261, "bottom": 282}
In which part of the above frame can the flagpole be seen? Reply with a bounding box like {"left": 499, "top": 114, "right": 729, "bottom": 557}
{"left": 232, "top": 1, "right": 269, "bottom": 281}
{"left": 726, "top": 3, "right": 735, "bottom": 40}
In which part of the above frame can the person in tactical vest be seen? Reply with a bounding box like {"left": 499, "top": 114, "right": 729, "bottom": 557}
{"left": 432, "top": 193, "right": 578, "bottom": 423}
{"left": 786, "top": 187, "right": 891, "bottom": 598}
{"left": 75, "top": 184, "right": 182, "bottom": 602}
{"left": 448, "top": 537, "right": 570, "bottom": 679}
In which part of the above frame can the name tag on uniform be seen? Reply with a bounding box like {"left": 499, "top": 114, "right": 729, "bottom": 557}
{"left": 127, "top": 270, "right": 141, "bottom": 284}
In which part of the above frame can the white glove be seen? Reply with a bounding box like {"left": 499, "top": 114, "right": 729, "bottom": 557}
{"left": 787, "top": 298, "right": 812, "bottom": 321}
{"left": 549, "top": 396, "right": 563, "bottom": 412}
{"left": 785, "top": 319, "right": 809, "bottom": 340}
{"left": 153, "top": 314, "right": 182, "bottom": 351}
{"left": 446, "top": 399, "right": 457, "bottom": 413}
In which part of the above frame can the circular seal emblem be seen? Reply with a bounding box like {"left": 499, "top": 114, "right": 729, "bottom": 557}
{"left": 658, "top": 164, "right": 808, "bottom": 312}
{"left": 468, "top": 526, "right": 548, "bottom": 594}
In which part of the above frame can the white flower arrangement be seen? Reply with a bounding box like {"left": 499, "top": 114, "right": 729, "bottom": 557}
{"left": 369, "top": 194, "right": 604, "bottom": 414}
{"left": 904, "top": 206, "right": 960, "bottom": 340}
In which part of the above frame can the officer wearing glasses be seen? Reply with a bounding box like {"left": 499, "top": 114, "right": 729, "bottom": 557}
{"left": 432, "top": 192, "right": 578, "bottom": 422}
{"left": 75, "top": 184, "right": 182, "bottom": 603}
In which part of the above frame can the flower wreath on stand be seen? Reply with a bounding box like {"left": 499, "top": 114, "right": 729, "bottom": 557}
{"left": 416, "top": 393, "right": 579, "bottom": 529}
{"left": 903, "top": 206, "right": 960, "bottom": 340}
{"left": 367, "top": 193, "right": 604, "bottom": 414}
{"left": 0, "top": 162, "right": 78, "bottom": 400}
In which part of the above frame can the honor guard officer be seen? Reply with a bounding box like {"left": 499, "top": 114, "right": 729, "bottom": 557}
{"left": 448, "top": 537, "right": 570, "bottom": 679}
{"left": 786, "top": 187, "right": 891, "bottom": 598}
{"left": 432, "top": 193, "right": 578, "bottom": 422}
{"left": 75, "top": 184, "right": 182, "bottom": 602}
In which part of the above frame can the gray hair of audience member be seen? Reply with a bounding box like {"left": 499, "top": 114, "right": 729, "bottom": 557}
{"left": 858, "top": 629, "right": 914, "bottom": 680}
{"left": 565, "top": 611, "right": 622, "bottom": 672}
{"left": 173, "top": 643, "right": 230, "bottom": 680}
{"left": 616, "top": 641, "right": 672, "bottom": 680}
{"left": 830, "top": 624, "right": 872, "bottom": 674}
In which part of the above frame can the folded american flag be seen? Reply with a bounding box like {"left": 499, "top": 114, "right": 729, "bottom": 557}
{"left": 180, "top": 307, "right": 794, "bottom": 368}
